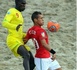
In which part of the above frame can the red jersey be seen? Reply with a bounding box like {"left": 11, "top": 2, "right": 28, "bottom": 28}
{"left": 26, "top": 26, "right": 50, "bottom": 58}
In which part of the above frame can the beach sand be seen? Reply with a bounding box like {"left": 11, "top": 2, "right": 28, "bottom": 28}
{"left": 0, "top": 0, "right": 76, "bottom": 70}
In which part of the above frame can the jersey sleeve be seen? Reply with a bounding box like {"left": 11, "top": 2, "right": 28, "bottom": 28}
{"left": 38, "top": 30, "right": 46, "bottom": 40}
{"left": 2, "top": 9, "right": 17, "bottom": 30}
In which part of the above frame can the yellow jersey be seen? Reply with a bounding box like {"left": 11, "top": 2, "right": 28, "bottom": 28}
{"left": 2, "top": 8, "right": 24, "bottom": 39}
{"left": 2, "top": 8, "right": 30, "bottom": 56}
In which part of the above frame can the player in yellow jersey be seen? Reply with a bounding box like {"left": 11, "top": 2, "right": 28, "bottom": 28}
{"left": 2, "top": 0, "right": 35, "bottom": 70}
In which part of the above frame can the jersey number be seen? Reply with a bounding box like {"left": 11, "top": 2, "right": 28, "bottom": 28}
{"left": 32, "top": 38, "right": 39, "bottom": 49}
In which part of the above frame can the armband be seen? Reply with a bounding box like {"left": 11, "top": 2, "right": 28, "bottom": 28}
{"left": 50, "top": 49, "right": 56, "bottom": 54}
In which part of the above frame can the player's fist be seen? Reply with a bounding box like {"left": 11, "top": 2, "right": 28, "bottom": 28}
{"left": 51, "top": 54, "right": 56, "bottom": 60}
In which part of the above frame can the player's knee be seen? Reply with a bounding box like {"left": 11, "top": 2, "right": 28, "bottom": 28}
{"left": 23, "top": 55, "right": 30, "bottom": 60}
{"left": 17, "top": 45, "right": 30, "bottom": 59}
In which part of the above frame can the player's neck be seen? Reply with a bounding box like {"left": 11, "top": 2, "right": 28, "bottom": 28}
{"left": 34, "top": 24, "right": 41, "bottom": 27}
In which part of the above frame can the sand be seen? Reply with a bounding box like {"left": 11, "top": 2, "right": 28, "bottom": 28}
{"left": 0, "top": 0, "right": 76, "bottom": 70}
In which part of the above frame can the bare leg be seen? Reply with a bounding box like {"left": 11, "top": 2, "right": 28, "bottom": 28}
{"left": 17, "top": 45, "right": 30, "bottom": 70}
{"left": 29, "top": 51, "right": 35, "bottom": 70}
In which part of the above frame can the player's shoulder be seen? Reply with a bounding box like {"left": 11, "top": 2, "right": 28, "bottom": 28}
{"left": 7, "top": 8, "right": 17, "bottom": 14}
{"left": 8, "top": 8, "right": 16, "bottom": 12}
{"left": 38, "top": 27, "right": 45, "bottom": 31}
{"left": 28, "top": 26, "right": 44, "bottom": 32}
{"left": 36, "top": 27, "right": 45, "bottom": 34}
{"left": 36, "top": 26, "right": 43, "bottom": 30}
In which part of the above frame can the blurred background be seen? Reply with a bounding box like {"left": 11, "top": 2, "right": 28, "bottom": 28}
{"left": 0, "top": 0, "right": 76, "bottom": 70}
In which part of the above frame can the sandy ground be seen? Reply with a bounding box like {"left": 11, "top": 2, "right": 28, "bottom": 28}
{"left": 0, "top": 0, "right": 76, "bottom": 70}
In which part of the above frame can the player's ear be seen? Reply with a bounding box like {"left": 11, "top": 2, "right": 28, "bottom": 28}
{"left": 34, "top": 18, "right": 37, "bottom": 22}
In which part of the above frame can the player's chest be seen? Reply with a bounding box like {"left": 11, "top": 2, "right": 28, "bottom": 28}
{"left": 14, "top": 12, "right": 23, "bottom": 22}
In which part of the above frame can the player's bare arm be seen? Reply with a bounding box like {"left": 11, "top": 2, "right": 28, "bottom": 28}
{"left": 40, "top": 39, "right": 56, "bottom": 60}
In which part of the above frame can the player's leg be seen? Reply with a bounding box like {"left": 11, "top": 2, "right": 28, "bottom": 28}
{"left": 7, "top": 37, "right": 34, "bottom": 70}
{"left": 24, "top": 45, "right": 35, "bottom": 70}
{"left": 17, "top": 45, "right": 30, "bottom": 70}
{"left": 7, "top": 37, "right": 30, "bottom": 70}
{"left": 29, "top": 51, "right": 36, "bottom": 70}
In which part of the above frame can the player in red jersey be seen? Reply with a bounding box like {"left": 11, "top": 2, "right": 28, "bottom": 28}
{"left": 24, "top": 11, "right": 62, "bottom": 70}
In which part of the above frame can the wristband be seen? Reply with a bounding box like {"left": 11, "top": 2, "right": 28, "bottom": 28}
{"left": 50, "top": 49, "right": 56, "bottom": 54}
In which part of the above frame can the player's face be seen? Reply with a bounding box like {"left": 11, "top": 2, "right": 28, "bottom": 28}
{"left": 17, "top": 2, "right": 26, "bottom": 11}
{"left": 36, "top": 14, "right": 44, "bottom": 26}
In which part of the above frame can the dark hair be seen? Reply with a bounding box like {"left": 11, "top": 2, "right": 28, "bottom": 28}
{"left": 15, "top": 0, "right": 26, "bottom": 4}
{"left": 31, "top": 11, "right": 42, "bottom": 22}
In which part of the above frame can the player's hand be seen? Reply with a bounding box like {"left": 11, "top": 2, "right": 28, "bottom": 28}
{"left": 23, "top": 38, "right": 26, "bottom": 44}
{"left": 51, "top": 53, "right": 56, "bottom": 60}
{"left": 16, "top": 24, "right": 22, "bottom": 31}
